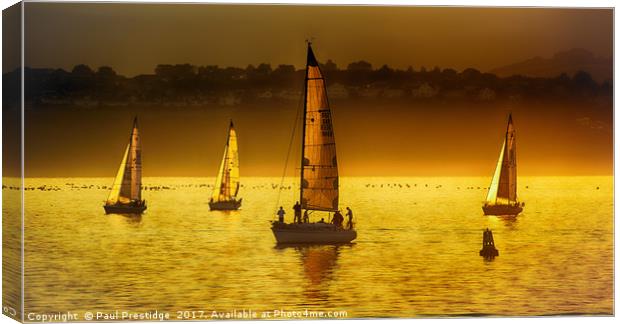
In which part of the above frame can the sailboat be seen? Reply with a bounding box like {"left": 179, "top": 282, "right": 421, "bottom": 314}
{"left": 483, "top": 114, "right": 524, "bottom": 216}
{"left": 103, "top": 117, "right": 146, "bottom": 214}
{"left": 271, "top": 43, "right": 357, "bottom": 244}
{"left": 209, "top": 120, "right": 242, "bottom": 210}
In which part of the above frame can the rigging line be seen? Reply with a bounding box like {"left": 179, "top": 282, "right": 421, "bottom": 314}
{"left": 275, "top": 81, "right": 305, "bottom": 215}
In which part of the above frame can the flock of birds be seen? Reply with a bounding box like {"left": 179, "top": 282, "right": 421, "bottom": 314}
{"left": 1, "top": 182, "right": 603, "bottom": 192}
{"left": 2, "top": 182, "right": 503, "bottom": 192}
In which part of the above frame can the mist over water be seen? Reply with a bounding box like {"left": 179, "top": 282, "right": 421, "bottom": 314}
{"left": 23, "top": 100, "right": 612, "bottom": 178}
{"left": 20, "top": 176, "right": 612, "bottom": 317}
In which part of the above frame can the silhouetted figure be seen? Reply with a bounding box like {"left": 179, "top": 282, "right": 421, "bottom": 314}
{"left": 303, "top": 210, "right": 309, "bottom": 223}
{"left": 346, "top": 207, "right": 354, "bottom": 229}
{"left": 277, "top": 206, "right": 285, "bottom": 223}
{"left": 293, "top": 201, "right": 302, "bottom": 223}
{"left": 318, "top": 218, "right": 325, "bottom": 223}
{"left": 332, "top": 210, "right": 344, "bottom": 228}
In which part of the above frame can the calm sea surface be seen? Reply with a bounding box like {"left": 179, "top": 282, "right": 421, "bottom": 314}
{"left": 19, "top": 176, "right": 613, "bottom": 317}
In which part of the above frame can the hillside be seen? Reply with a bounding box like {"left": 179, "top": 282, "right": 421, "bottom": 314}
{"left": 490, "top": 48, "right": 612, "bottom": 83}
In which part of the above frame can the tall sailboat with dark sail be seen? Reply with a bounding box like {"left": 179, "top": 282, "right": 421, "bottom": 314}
{"left": 104, "top": 117, "right": 146, "bottom": 214}
{"left": 209, "top": 121, "right": 242, "bottom": 210}
{"left": 483, "top": 114, "right": 524, "bottom": 216}
{"left": 271, "top": 43, "right": 357, "bottom": 244}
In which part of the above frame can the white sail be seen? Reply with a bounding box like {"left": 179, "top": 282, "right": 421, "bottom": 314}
{"left": 485, "top": 139, "right": 505, "bottom": 203}
{"left": 300, "top": 44, "right": 339, "bottom": 212}
{"left": 485, "top": 115, "right": 517, "bottom": 205}
{"left": 106, "top": 118, "right": 142, "bottom": 205}
{"left": 211, "top": 121, "right": 240, "bottom": 202}
{"left": 106, "top": 144, "right": 130, "bottom": 204}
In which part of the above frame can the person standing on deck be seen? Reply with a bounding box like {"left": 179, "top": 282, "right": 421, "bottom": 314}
{"left": 346, "top": 207, "right": 354, "bottom": 229}
{"left": 277, "top": 207, "right": 285, "bottom": 223}
{"left": 303, "top": 210, "right": 309, "bottom": 223}
{"left": 293, "top": 201, "right": 302, "bottom": 223}
{"left": 332, "top": 210, "right": 344, "bottom": 228}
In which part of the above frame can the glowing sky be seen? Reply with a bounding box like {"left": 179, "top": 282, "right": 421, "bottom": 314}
{"left": 23, "top": 4, "right": 613, "bottom": 75}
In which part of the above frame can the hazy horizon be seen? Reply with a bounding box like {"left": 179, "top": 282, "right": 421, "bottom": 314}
{"left": 19, "top": 100, "right": 612, "bottom": 178}
{"left": 21, "top": 4, "right": 613, "bottom": 76}
{"left": 12, "top": 45, "right": 613, "bottom": 81}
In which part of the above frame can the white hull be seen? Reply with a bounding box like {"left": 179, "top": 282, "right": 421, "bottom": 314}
{"left": 271, "top": 222, "right": 357, "bottom": 244}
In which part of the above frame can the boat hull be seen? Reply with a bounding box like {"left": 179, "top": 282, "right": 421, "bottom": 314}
{"left": 483, "top": 204, "right": 523, "bottom": 216}
{"left": 271, "top": 222, "right": 357, "bottom": 244}
{"left": 209, "top": 199, "right": 242, "bottom": 211}
{"left": 104, "top": 203, "right": 147, "bottom": 215}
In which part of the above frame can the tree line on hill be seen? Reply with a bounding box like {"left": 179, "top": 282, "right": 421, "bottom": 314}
{"left": 3, "top": 60, "right": 612, "bottom": 108}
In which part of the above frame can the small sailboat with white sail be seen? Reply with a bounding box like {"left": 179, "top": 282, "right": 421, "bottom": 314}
{"left": 271, "top": 43, "right": 357, "bottom": 244}
{"left": 209, "top": 120, "right": 242, "bottom": 210}
{"left": 483, "top": 114, "right": 524, "bottom": 216}
{"left": 104, "top": 117, "right": 146, "bottom": 214}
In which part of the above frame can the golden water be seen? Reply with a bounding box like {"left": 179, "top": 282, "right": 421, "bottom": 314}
{"left": 17, "top": 176, "right": 613, "bottom": 318}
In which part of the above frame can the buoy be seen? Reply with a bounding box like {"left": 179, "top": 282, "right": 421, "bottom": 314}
{"left": 479, "top": 228, "right": 499, "bottom": 259}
